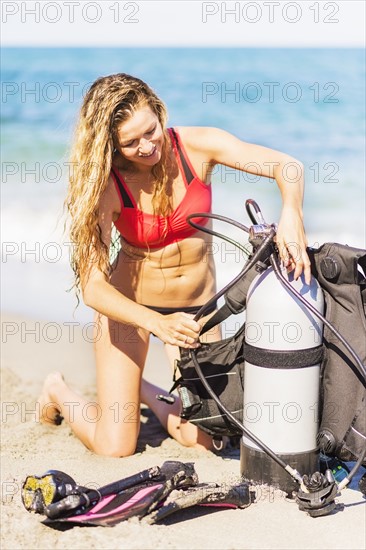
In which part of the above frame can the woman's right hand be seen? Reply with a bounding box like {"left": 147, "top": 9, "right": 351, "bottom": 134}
{"left": 150, "top": 312, "right": 202, "bottom": 348}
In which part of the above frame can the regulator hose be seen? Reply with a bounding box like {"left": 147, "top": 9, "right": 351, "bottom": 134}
{"left": 270, "top": 254, "right": 366, "bottom": 382}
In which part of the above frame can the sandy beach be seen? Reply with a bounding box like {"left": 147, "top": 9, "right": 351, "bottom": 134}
{"left": 1, "top": 312, "right": 365, "bottom": 550}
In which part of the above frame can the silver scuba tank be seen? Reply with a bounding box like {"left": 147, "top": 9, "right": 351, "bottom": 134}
{"left": 240, "top": 264, "right": 324, "bottom": 495}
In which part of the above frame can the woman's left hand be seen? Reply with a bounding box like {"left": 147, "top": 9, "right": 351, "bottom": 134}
{"left": 275, "top": 206, "right": 312, "bottom": 285}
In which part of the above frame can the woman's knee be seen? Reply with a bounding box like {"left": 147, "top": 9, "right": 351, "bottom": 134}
{"left": 92, "top": 437, "right": 138, "bottom": 458}
{"left": 92, "top": 420, "right": 139, "bottom": 457}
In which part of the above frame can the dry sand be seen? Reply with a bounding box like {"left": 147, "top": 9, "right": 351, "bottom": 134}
{"left": 1, "top": 313, "right": 365, "bottom": 550}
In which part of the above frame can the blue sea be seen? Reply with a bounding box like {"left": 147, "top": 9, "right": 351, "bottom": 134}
{"left": 1, "top": 47, "right": 365, "bottom": 324}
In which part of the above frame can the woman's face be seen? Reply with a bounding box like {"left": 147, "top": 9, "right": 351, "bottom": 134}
{"left": 115, "top": 105, "right": 164, "bottom": 167}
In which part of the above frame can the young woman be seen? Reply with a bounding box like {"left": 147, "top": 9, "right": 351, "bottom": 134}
{"left": 38, "top": 73, "right": 311, "bottom": 456}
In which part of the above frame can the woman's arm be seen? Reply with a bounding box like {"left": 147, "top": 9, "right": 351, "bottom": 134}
{"left": 81, "top": 178, "right": 201, "bottom": 346}
{"left": 81, "top": 179, "right": 153, "bottom": 327}
{"left": 188, "top": 127, "right": 311, "bottom": 284}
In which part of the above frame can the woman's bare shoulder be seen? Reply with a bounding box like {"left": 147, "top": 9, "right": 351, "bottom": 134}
{"left": 99, "top": 173, "right": 122, "bottom": 220}
{"left": 175, "top": 125, "right": 223, "bottom": 140}
{"left": 174, "top": 126, "right": 232, "bottom": 155}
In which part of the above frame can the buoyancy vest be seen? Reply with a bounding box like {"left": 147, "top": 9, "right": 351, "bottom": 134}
{"left": 307, "top": 242, "right": 366, "bottom": 461}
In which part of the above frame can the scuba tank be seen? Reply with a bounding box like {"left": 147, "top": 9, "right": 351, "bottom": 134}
{"left": 241, "top": 265, "right": 324, "bottom": 495}
{"left": 174, "top": 200, "right": 366, "bottom": 516}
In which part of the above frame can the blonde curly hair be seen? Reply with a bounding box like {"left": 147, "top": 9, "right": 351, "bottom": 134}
{"left": 65, "top": 73, "right": 170, "bottom": 292}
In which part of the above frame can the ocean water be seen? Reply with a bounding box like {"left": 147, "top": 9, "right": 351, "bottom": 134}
{"left": 1, "top": 47, "right": 365, "bottom": 324}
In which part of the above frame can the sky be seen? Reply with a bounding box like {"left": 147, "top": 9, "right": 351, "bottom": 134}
{"left": 1, "top": 0, "right": 365, "bottom": 47}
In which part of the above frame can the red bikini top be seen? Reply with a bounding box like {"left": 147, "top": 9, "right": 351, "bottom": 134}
{"left": 110, "top": 127, "right": 212, "bottom": 249}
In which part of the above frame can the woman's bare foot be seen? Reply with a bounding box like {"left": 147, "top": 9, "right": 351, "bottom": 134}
{"left": 36, "top": 372, "right": 65, "bottom": 425}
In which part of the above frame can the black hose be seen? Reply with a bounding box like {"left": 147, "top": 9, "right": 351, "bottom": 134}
{"left": 187, "top": 212, "right": 250, "bottom": 235}
{"left": 270, "top": 254, "right": 366, "bottom": 381}
{"left": 191, "top": 230, "right": 273, "bottom": 324}
{"left": 337, "top": 443, "right": 366, "bottom": 490}
{"left": 189, "top": 349, "right": 301, "bottom": 482}
{"left": 186, "top": 212, "right": 250, "bottom": 255}
{"left": 245, "top": 199, "right": 266, "bottom": 225}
